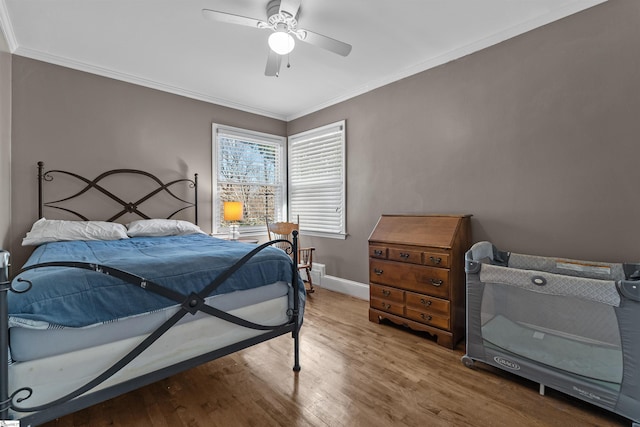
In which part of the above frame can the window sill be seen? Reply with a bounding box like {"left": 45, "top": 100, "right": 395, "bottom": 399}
{"left": 300, "top": 231, "right": 347, "bottom": 240}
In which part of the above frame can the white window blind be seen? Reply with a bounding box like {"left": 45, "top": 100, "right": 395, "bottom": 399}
{"left": 213, "top": 124, "right": 285, "bottom": 234}
{"left": 288, "top": 120, "right": 346, "bottom": 239}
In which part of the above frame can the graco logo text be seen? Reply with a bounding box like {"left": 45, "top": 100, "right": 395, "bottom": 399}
{"left": 494, "top": 356, "right": 521, "bottom": 371}
{"left": 572, "top": 386, "right": 602, "bottom": 401}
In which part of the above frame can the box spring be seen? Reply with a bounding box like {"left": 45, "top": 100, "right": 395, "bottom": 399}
{"left": 8, "top": 294, "right": 290, "bottom": 420}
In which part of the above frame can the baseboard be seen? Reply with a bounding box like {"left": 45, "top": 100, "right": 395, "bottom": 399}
{"left": 310, "top": 263, "right": 369, "bottom": 301}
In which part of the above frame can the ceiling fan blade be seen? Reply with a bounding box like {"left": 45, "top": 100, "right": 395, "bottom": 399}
{"left": 202, "top": 9, "right": 264, "bottom": 29}
{"left": 279, "top": 0, "right": 301, "bottom": 18}
{"left": 299, "top": 29, "right": 352, "bottom": 57}
{"left": 265, "top": 50, "right": 282, "bottom": 77}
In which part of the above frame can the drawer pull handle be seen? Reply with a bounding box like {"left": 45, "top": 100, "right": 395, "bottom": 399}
{"left": 421, "top": 313, "right": 433, "bottom": 321}
{"left": 374, "top": 268, "right": 384, "bottom": 276}
{"left": 382, "top": 289, "right": 391, "bottom": 297}
{"left": 382, "top": 303, "right": 391, "bottom": 310}
{"left": 374, "top": 249, "right": 384, "bottom": 256}
{"left": 399, "top": 252, "right": 410, "bottom": 259}
{"left": 430, "top": 279, "right": 443, "bottom": 286}
{"left": 429, "top": 256, "right": 442, "bottom": 265}
{"left": 420, "top": 298, "right": 432, "bottom": 306}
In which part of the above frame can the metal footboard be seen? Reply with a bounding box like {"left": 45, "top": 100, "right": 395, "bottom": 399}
{"left": 1, "top": 234, "right": 301, "bottom": 426}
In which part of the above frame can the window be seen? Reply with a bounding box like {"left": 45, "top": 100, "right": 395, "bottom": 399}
{"left": 212, "top": 124, "right": 286, "bottom": 235}
{"left": 288, "top": 120, "right": 346, "bottom": 239}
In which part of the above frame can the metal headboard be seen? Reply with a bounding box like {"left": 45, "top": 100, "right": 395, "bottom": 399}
{"left": 37, "top": 161, "right": 198, "bottom": 224}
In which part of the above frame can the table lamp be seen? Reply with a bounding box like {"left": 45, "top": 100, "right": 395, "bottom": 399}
{"left": 223, "top": 201, "right": 243, "bottom": 241}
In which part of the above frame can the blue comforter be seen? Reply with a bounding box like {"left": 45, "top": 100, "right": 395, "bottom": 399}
{"left": 9, "top": 234, "right": 304, "bottom": 328}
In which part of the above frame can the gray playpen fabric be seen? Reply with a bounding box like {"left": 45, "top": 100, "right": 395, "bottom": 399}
{"left": 464, "top": 241, "right": 640, "bottom": 426}
{"left": 479, "top": 263, "right": 621, "bottom": 306}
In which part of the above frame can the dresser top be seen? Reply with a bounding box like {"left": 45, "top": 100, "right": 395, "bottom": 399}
{"left": 368, "top": 214, "right": 470, "bottom": 249}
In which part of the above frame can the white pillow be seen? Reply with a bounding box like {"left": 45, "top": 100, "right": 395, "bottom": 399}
{"left": 126, "top": 219, "right": 205, "bottom": 237}
{"left": 22, "top": 218, "right": 129, "bottom": 246}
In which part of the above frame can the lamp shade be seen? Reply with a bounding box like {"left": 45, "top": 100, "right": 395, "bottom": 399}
{"left": 223, "top": 201, "right": 243, "bottom": 221}
{"left": 268, "top": 31, "right": 295, "bottom": 55}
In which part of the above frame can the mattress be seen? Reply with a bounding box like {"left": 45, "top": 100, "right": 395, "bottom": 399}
{"left": 10, "top": 281, "right": 289, "bottom": 362}
{"left": 10, "top": 234, "right": 298, "bottom": 329}
{"left": 482, "top": 315, "right": 623, "bottom": 384}
{"left": 9, "top": 295, "right": 290, "bottom": 420}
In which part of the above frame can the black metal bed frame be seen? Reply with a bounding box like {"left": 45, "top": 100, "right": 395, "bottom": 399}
{"left": 36, "top": 161, "right": 199, "bottom": 223}
{"left": 0, "top": 162, "right": 301, "bottom": 426}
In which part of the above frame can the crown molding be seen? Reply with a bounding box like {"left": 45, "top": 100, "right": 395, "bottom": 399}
{"left": 13, "top": 46, "right": 288, "bottom": 121}
{"left": 0, "top": 0, "right": 18, "bottom": 52}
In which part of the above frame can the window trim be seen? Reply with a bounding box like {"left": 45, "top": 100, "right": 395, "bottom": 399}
{"left": 211, "top": 123, "right": 286, "bottom": 236}
{"left": 288, "top": 120, "right": 347, "bottom": 240}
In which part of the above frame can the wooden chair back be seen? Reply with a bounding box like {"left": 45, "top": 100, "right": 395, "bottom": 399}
{"left": 266, "top": 219, "right": 299, "bottom": 252}
{"left": 265, "top": 216, "right": 315, "bottom": 293}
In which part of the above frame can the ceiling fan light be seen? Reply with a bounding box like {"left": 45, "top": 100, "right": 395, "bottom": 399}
{"left": 268, "top": 31, "right": 295, "bottom": 55}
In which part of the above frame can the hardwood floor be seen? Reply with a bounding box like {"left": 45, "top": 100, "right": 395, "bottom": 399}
{"left": 43, "top": 287, "right": 629, "bottom": 427}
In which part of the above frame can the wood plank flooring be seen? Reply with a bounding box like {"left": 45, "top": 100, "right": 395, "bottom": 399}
{"left": 42, "top": 287, "right": 629, "bottom": 426}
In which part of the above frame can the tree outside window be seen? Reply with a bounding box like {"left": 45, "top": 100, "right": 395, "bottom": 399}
{"left": 213, "top": 125, "right": 285, "bottom": 235}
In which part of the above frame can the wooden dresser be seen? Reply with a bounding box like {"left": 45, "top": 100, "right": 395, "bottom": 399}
{"left": 368, "top": 214, "right": 471, "bottom": 349}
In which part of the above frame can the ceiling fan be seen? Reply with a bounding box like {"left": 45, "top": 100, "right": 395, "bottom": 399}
{"left": 202, "top": 0, "right": 352, "bottom": 77}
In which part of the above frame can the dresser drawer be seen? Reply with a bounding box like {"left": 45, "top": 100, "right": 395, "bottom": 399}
{"left": 405, "top": 292, "right": 450, "bottom": 316}
{"left": 370, "top": 259, "right": 450, "bottom": 299}
{"left": 369, "top": 245, "right": 388, "bottom": 259}
{"left": 405, "top": 307, "right": 450, "bottom": 330}
{"left": 388, "top": 248, "right": 422, "bottom": 264}
{"left": 423, "top": 251, "right": 450, "bottom": 268}
{"left": 370, "top": 297, "right": 404, "bottom": 317}
{"left": 370, "top": 283, "right": 404, "bottom": 303}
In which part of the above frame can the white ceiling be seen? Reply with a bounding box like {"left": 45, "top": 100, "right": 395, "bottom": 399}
{"left": 0, "top": 0, "right": 605, "bottom": 121}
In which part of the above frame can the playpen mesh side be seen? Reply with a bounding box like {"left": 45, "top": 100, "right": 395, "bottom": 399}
{"left": 478, "top": 264, "right": 623, "bottom": 385}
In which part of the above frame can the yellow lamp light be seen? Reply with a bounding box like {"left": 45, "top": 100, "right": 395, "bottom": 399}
{"left": 223, "top": 201, "right": 243, "bottom": 221}
{"left": 223, "top": 201, "right": 243, "bottom": 240}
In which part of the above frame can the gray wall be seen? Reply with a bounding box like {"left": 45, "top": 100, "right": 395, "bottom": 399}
{"left": 10, "top": 57, "right": 286, "bottom": 267}
{"left": 288, "top": 0, "right": 640, "bottom": 283}
{"left": 0, "top": 29, "right": 10, "bottom": 252}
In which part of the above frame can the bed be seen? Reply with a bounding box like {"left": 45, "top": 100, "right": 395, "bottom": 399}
{"left": 462, "top": 241, "right": 640, "bottom": 426}
{"left": 0, "top": 162, "right": 304, "bottom": 426}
